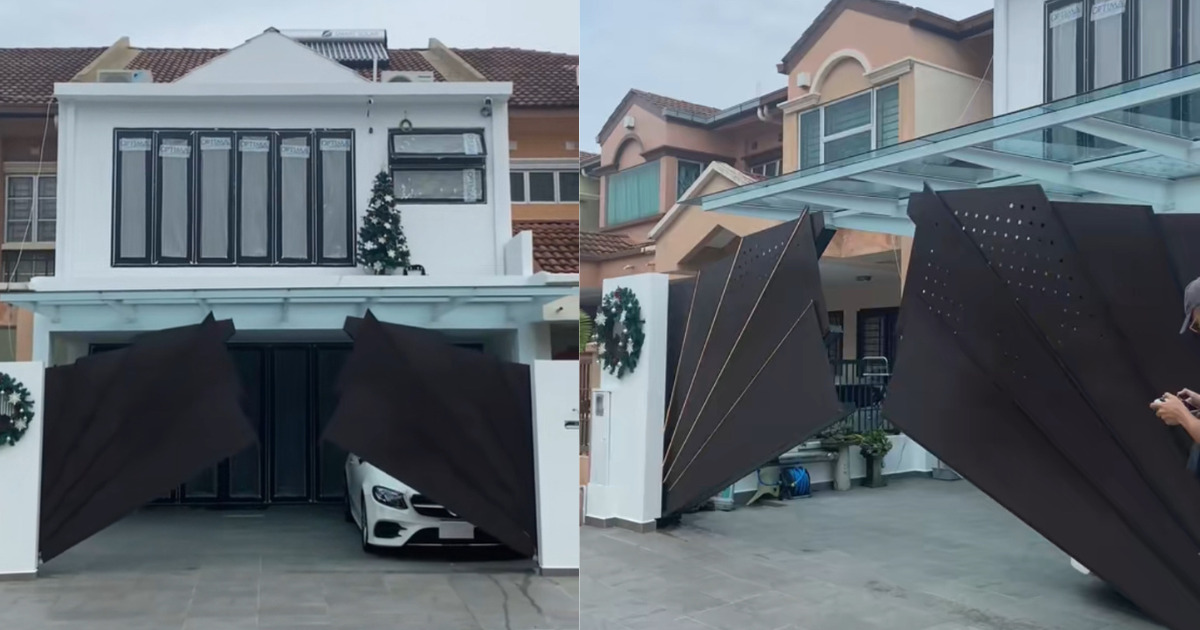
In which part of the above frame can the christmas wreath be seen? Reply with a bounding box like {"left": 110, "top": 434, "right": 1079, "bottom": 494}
{"left": 596, "top": 287, "right": 645, "bottom": 378}
{"left": 0, "top": 373, "right": 34, "bottom": 447}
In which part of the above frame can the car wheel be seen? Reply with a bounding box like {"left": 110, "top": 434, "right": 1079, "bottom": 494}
{"left": 360, "top": 493, "right": 377, "bottom": 554}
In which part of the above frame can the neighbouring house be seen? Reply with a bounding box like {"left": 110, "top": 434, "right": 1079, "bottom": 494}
{"left": 0, "top": 32, "right": 580, "bottom": 362}
{"left": 1, "top": 30, "right": 578, "bottom": 510}
{"left": 579, "top": 151, "right": 600, "bottom": 231}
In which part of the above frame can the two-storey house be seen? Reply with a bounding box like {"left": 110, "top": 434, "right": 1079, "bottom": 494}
{"left": 2, "top": 30, "right": 577, "bottom": 508}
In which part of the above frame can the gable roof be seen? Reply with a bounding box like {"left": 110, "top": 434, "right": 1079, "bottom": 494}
{"left": 596, "top": 87, "right": 788, "bottom": 145}
{"left": 455, "top": 48, "right": 578, "bottom": 108}
{"left": 0, "top": 47, "right": 105, "bottom": 104}
{"left": 513, "top": 220, "right": 578, "bottom": 273}
{"left": 648, "top": 162, "right": 761, "bottom": 240}
{"left": 779, "top": 0, "right": 993, "bottom": 74}
{"left": 0, "top": 43, "right": 576, "bottom": 107}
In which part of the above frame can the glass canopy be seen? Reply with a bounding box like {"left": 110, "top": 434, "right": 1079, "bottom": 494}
{"left": 698, "top": 63, "right": 1200, "bottom": 236}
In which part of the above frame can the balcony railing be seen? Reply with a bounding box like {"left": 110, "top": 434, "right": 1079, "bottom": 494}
{"left": 828, "top": 357, "right": 895, "bottom": 435}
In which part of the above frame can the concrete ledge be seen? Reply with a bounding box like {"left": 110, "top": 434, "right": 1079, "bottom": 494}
{"left": 583, "top": 515, "right": 657, "bottom": 533}
{"left": 0, "top": 571, "right": 37, "bottom": 582}
{"left": 538, "top": 567, "right": 580, "bottom": 577}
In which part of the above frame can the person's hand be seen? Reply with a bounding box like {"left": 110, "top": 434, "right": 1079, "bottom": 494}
{"left": 1178, "top": 388, "right": 1200, "bottom": 409}
{"left": 1152, "top": 393, "right": 1192, "bottom": 426}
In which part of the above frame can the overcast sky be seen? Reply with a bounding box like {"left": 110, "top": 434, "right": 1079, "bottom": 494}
{"left": 0, "top": 0, "right": 579, "bottom": 52}
{"left": 581, "top": 0, "right": 993, "bottom": 151}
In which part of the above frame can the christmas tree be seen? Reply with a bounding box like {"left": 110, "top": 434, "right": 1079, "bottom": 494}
{"left": 357, "top": 171, "right": 422, "bottom": 275}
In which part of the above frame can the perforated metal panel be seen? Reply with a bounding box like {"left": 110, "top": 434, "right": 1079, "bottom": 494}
{"left": 662, "top": 214, "right": 843, "bottom": 515}
{"left": 884, "top": 186, "right": 1200, "bottom": 629}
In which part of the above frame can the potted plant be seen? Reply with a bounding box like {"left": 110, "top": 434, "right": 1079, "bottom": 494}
{"left": 851, "top": 429, "right": 893, "bottom": 488}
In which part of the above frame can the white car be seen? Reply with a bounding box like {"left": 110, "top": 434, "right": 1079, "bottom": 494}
{"left": 343, "top": 454, "right": 501, "bottom": 551}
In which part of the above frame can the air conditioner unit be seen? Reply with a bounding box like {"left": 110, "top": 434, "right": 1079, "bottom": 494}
{"left": 97, "top": 69, "right": 153, "bottom": 83}
{"left": 380, "top": 70, "right": 435, "bottom": 83}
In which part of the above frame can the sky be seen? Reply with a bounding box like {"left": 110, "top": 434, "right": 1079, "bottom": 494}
{"left": 580, "top": 0, "right": 993, "bottom": 151}
{"left": 0, "top": 0, "right": 579, "bottom": 52}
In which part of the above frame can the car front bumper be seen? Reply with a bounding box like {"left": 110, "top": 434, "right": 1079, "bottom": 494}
{"left": 362, "top": 499, "right": 501, "bottom": 548}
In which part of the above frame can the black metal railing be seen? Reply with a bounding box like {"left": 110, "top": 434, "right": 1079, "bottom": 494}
{"left": 827, "top": 358, "right": 896, "bottom": 434}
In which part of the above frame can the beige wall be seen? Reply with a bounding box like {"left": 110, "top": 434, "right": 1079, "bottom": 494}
{"left": 510, "top": 111, "right": 579, "bottom": 222}
{"left": 653, "top": 175, "right": 778, "bottom": 274}
{"left": 913, "top": 63, "right": 993, "bottom": 136}
{"left": 600, "top": 104, "right": 661, "bottom": 167}
{"left": 824, "top": 276, "right": 902, "bottom": 361}
{"left": 580, "top": 251, "right": 656, "bottom": 292}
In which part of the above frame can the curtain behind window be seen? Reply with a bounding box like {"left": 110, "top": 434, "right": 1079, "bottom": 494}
{"left": 199, "top": 138, "right": 230, "bottom": 259}
{"left": 1050, "top": 3, "right": 1082, "bottom": 100}
{"left": 800, "top": 110, "right": 821, "bottom": 169}
{"left": 119, "top": 147, "right": 148, "bottom": 258}
{"left": 676, "top": 160, "right": 703, "bottom": 199}
{"left": 1092, "top": 4, "right": 1125, "bottom": 89}
{"left": 159, "top": 138, "right": 190, "bottom": 259}
{"left": 239, "top": 137, "right": 270, "bottom": 258}
{"left": 320, "top": 143, "right": 349, "bottom": 260}
{"left": 1139, "top": 0, "right": 1172, "bottom": 75}
{"left": 280, "top": 137, "right": 311, "bottom": 259}
{"left": 875, "top": 84, "right": 900, "bottom": 148}
{"left": 606, "top": 161, "right": 660, "bottom": 225}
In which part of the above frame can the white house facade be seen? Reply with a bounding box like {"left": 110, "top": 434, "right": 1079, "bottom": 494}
{"left": 0, "top": 30, "right": 578, "bottom": 549}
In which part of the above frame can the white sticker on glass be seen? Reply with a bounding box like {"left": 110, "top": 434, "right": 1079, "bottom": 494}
{"left": 201, "top": 137, "right": 231, "bottom": 151}
{"left": 320, "top": 138, "right": 351, "bottom": 151}
{"left": 462, "top": 169, "right": 480, "bottom": 202}
{"left": 159, "top": 141, "right": 192, "bottom": 159}
{"left": 239, "top": 138, "right": 270, "bottom": 153}
{"left": 281, "top": 144, "right": 311, "bottom": 159}
{"left": 463, "top": 134, "right": 482, "bottom": 156}
{"left": 1091, "top": 0, "right": 1125, "bottom": 20}
{"left": 119, "top": 137, "right": 151, "bottom": 152}
{"left": 1050, "top": 2, "right": 1084, "bottom": 27}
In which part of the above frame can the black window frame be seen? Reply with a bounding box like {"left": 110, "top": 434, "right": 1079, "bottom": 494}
{"left": 274, "top": 131, "right": 316, "bottom": 265}
{"left": 112, "top": 128, "right": 356, "bottom": 268}
{"left": 1, "top": 250, "right": 55, "bottom": 284}
{"left": 314, "top": 130, "right": 356, "bottom": 266}
{"left": 112, "top": 130, "right": 155, "bottom": 266}
{"left": 388, "top": 127, "right": 488, "bottom": 205}
{"left": 856, "top": 307, "right": 900, "bottom": 368}
{"left": 235, "top": 130, "right": 277, "bottom": 266}
{"left": 196, "top": 131, "right": 237, "bottom": 265}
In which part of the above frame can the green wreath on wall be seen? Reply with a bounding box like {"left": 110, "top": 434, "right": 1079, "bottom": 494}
{"left": 596, "top": 287, "right": 646, "bottom": 379}
{"left": 0, "top": 373, "right": 34, "bottom": 448}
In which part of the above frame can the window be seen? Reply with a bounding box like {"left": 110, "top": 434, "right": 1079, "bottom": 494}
{"left": 605, "top": 161, "right": 660, "bottom": 225}
{"left": 112, "top": 129, "right": 355, "bottom": 266}
{"left": 1, "top": 250, "right": 54, "bottom": 283}
{"left": 857, "top": 307, "right": 900, "bottom": 368}
{"left": 749, "top": 159, "right": 781, "bottom": 178}
{"left": 388, "top": 129, "right": 486, "bottom": 204}
{"left": 676, "top": 160, "right": 704, "bottom": 198}
{"left": 510, "top": 170, "right": 579, "bottom": 203}
{"left": 826, "top": 310, "right": 844, "bottom": 366}
{"left": 797, "top": 83, "right": 900, "bottom": 170}
{"left": 5, "top": 175, "right": 56, "bottom": 243}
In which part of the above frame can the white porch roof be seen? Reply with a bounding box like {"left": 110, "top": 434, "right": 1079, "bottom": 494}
{"left": 698, "top": 64, "right": 1200, "bottom": 236}
{"left": 3, "top": 275, "right": 577, "bottom": 332}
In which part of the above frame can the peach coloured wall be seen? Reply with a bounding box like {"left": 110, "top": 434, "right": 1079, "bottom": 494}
{"left": 781, "top": 113, "right": 798, "bottom": 174}
{"left": 0, "top": 117, "right": 54, "bottom": 361}
{"left": 787, "top": 9, "right": 989, "bottom": 102}
{"left": 510, "top": 113, "right": 578, "bottom": 159}
{"left": 824, "top": 276, "right": 902, "bottom": 360}
{"left": 599, "top": 104, "right": 662, "bottom": 167}
{"left": 913, "top": 63, "right": 993, "bottom": 136}
{"left": 653, "top": 175, "right": 778, "bottom": 274}
{"left": 579, "top": 251, "right": 656, "bottom": 291}
{"left": 821, "top": 58, "right": 872, "bottom": 103}
{"left": 823, "top": 230, "right": 898, "bottom": 259}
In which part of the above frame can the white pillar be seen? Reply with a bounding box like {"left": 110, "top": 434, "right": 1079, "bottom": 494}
{"left": 0, "top": 362, "right": 45, "bottom": 579}
{"left": 585, "top": 273, "right": 668, "bottom": 531}
{"left": 530, "top": 360, "right": 580, "bottom": 575}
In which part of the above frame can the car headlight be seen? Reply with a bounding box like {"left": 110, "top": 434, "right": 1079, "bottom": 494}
{"left": 371, "top": 486, "right": 408, "bottom": 509}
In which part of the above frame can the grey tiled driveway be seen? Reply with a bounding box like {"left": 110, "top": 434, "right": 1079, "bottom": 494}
{"left": 581, "top": 477, "right": 1162, "bottom": 630}
{"left": 0, "top": 505, "right": 577, "bottom": 629}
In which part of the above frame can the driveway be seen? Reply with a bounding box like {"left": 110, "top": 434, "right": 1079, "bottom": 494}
{"left": 0, "top": 505, "right": 578, "bottom": 630}
{"left": 581, "top": 477, "right": 1161, "bottom": 630}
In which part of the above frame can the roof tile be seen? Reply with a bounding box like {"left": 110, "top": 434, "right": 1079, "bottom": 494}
{"left": 579, "top": 231, "right": 643, "bottom": 259}
{"left": 455, "top": 48, "right": 578, "bottom": 108}
{"left": 126, "top": 48, "right": 226, "bottom": 82}
{"left": 0, "top": 47, "right": 105, "bottom": 104}
{"left": 514, "top": 220, "right": 578, "bottom": 273}
{"left": 631, "top": 89, "right": 721, "bottom": 118}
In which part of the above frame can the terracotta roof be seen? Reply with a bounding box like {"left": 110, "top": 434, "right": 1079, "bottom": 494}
{"left": 630, "top": 89, "right": 720, "bottom": 118}
{"left": 454, "top": 48, "right": 578, "bottom": 108}
{"left": 514, "top": 220, "right": 578, "bottom": 273}
{"left": 779, "top": 0, "right": 993, "bottom": 73}
{"left": 0, "top": 47, "right": 105, "bottom": 104}
{"left": 126, "top": 48, "right": 226, "bottom": 82}
{"left": 580, "top": 151, "right": 599, "bottom": 166}
{"left": 580, "top": 231, "right": 645, "bottom": 260}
